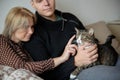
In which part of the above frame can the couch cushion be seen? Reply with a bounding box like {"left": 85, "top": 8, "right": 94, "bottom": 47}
{"left": 85, "top": 21, "right": 120, "bottom": 55}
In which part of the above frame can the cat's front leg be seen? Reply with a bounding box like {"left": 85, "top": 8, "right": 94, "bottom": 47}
{"left": 70, "top": 67, "right": 83, "bottom": 80}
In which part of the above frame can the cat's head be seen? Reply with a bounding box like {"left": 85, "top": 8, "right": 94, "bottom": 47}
{"left": 75, "top": 28, "right": 96, "bottom": 46}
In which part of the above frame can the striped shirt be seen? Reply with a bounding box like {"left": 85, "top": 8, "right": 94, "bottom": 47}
{"left": 0, "top": 35, "right": 54, "bottom": 74}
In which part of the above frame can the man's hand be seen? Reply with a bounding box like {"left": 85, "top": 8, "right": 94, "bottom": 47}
{"left": 74, "top": 43, "right": 98, "bottom": 67}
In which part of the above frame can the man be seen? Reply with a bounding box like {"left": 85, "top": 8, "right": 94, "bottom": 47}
{"left": 23, "top": 0, "right": 98, "bottom": 80}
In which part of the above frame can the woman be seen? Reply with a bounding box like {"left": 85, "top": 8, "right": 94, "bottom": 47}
{"left": 0, "top": 6, "right": 77, "bottom": 78}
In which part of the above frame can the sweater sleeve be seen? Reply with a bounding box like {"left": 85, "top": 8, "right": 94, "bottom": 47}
{"left": 0, "top": 36, "right": 54, "bottom": 74}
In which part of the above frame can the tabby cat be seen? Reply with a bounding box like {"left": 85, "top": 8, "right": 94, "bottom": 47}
{"left": 70, "top": 28, "right": 118, "bottom": 80}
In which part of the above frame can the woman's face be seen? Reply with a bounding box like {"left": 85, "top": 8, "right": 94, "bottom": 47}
{"left": 11, "top": 18, "right": 34, "bottom": 43}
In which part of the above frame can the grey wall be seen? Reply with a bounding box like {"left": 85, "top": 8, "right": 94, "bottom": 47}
{"left": 0, "top": 0, "right": 120, "bottom": 33}
{"left": 56, "top": 0, "right": 120, "bottom": 24}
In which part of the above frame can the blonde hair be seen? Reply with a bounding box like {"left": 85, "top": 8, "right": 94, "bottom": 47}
{"left": 2, "top": 6, "right": 36, "bottom": 38}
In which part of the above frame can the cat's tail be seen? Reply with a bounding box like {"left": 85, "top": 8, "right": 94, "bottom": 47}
{"left": 104, "top": 35, "right": 115, "bottom": 45}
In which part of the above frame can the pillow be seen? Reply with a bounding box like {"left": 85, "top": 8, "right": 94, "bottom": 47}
{"left": 0, "top": 65, "right": 15, "bottom": 80}
{"left": 85, "top": 21, "right": 120, "bottom": 55}
{"left": 0, "top": 65, "right": 43, "bottom": 80}
{"left": 108, "top": 23, "right": 120, "bottom": 42}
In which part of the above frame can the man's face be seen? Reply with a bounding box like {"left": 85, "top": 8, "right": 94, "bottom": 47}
{"left": 31, "top": 0, "right": 55, "bottom": 18}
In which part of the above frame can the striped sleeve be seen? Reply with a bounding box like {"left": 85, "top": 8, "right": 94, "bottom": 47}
{"left": 0, "top": 35, "right": 55, "bottom": 74}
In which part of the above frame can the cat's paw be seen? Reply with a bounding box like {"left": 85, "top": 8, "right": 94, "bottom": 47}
{"left": 70, "top": 74, "right": 77, "bottom": 79}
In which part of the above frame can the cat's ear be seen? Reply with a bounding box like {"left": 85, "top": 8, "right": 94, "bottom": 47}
{"left": 88, "top": 28, "right": 94, "bottom": 35}
{"left": 75, "top": 27, "right": 79, "bottom": 35}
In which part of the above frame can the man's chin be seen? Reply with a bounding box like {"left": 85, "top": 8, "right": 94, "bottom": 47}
{"left": 44, "top": 10, "right": 54, "bottom": 16}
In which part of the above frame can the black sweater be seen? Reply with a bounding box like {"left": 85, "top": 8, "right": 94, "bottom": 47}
{"left": 23, "top": 10, "right": 85, "bottom": 80}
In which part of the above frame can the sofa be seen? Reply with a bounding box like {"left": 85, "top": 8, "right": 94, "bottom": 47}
{"left": 0, "top": 21, "right": 120, "bottom": 80}
{"left": 77, "top": 21, "right": 120, "bottom": 80}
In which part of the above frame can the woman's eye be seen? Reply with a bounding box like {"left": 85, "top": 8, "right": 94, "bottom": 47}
{"left": 36, "top": 0, "right": 42, "bottom": 3}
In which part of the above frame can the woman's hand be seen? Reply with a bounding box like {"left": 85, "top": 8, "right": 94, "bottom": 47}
{"left": 61, "top": 35, "right": 77, "bottom": 62}
{"left": 53, "top": 35, "right": 77, "bottom": 67}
